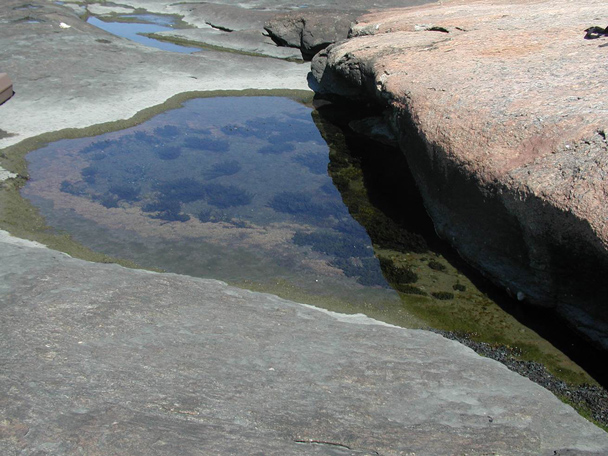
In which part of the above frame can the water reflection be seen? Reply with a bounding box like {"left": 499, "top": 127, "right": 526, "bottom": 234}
{"left": 23, "top": 96, "right": 397, "bottom": 304}
{"left": 87, "top": 16, "right": 200, "bottom": 54}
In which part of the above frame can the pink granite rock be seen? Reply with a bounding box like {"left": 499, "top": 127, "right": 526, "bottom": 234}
{"left": 312, "top": 0, "right": 608, "bottom": 348}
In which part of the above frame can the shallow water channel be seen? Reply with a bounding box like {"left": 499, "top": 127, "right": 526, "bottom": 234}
{"left": 87, "top": 15, "right": 200, "bottom": 53}
{"left": 21, "top": 95, "right": 603, "bottom": 389}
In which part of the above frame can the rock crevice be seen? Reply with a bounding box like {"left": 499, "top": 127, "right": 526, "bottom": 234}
{"left": 311, "top": 0, "right": 608, "bottom": 349}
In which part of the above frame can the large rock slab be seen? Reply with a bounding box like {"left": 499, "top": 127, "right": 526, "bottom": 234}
{"left": 1, "top": 229, "right": 608, "bottom": 454}
{"left": 311, "top": 0, "right": 608, "bottom": 349}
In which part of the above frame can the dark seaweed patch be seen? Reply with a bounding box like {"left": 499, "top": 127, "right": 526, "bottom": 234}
{"left": 152, "top": 211, "right": 190, "bottom": 222}
{"left": 197, "top": 209, "right": 229, "bottom": 223}
{"left": 395, "top": 284, "right": 427, "bottom": 296}
{"left": 108, "top": 184, "right": 141, "bottom": 202}
{"left": 95, "top": 194, "right": 120, "bottom": 209}
{"left": 156, "top": 146, "right": 181, "bottom": 160}
{"left": 142, "top": 198, "right": 181, "bottom": 214}
{"left": 80, "top": 139, "right": 114, "bottom": 155}
{"left": 453, "top": 283, "right": 466, "bottom": 292}
{"left": 91, "top": 152, "right": 106, "bottom": 161}
{"left": 154, "top": 178, "right": 206, "bottom": 203}
{"left": 335, "top": 218, "right": 369, "bottom": 239}
{"left": 268, "top": 191, "right": 343, "bottom": 219}
{"left": 154, "top": 125, "right": 180, "bottom": 138}
{"left": 197, "top": 210, "right": 251, "bottom": 227}
{"left": 204, "top": 160, "right": 241, "bottom": 180}
{"left": 378, "top": 257, "right": 418, "bottom": 284}
{"left": 81, "top": 166, "right": 98, "bottom": 184}
{"left": 268, "top": 191, "right": 314, "bottom": 214}
{"left": 203, "top": 183, "right": 253, "bottom": 208}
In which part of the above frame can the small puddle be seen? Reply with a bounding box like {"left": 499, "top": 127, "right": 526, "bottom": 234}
{"left": 86, "top": 16, "right": 200, "bottom": 54}
{"left": 22, "top": 96, "right": 404, "bottom": 315}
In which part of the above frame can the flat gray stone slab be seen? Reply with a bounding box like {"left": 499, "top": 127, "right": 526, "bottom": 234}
{"left": 1, "top": 230, "right": 608, "bottom": 455}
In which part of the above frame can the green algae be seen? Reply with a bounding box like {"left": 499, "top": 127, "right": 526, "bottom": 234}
{"left": 312, "top": 100, "right": 598, "bottom": 388}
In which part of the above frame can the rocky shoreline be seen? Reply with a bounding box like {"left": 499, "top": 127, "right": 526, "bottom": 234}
{"left": 2, "top": 0, "right": 608, "bottom": 453}
{"left": 307, "top": 0, "right": 608, "bottom": 351}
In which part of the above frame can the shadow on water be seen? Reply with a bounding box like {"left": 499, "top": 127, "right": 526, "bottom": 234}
{"left": 312, "top": 97, "right": 608, "bottom": 389}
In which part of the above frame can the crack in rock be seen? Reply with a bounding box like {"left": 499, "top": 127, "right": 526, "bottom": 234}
{"left": 294, "top": 439, "right": 380, "bottom": 455}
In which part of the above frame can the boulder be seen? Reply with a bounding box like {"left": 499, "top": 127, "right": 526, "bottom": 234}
{"left": 2, "top": 229, "right": 608, "bottom": 454}
{"left": 265, "top": 10, "right": 364, "bottom": 60}
{"left": 311, "top": 0, "right": 608, "bottom": 349}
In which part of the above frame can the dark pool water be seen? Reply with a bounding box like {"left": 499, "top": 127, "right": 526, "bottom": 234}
{"left": 87, "top": 16, "right": 200, "bottom": 54}
{"left": 23, "top": 96, "right": 400, "bottom": 307}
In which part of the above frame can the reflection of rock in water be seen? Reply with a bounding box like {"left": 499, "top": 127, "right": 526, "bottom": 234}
{"left": 268, "top": 190, "right": 344, "bottom": 220}
{"left": 156, "top": 146, "right": 181, "bottom": 160}
{"left": 154, "top": 178, "right": 206, "bottom": 203}
{"left": 293, "top": 153, "right": 328, "bottom": 175}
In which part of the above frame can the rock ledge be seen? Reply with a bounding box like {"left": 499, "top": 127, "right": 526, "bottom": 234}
{"left": 312, "top": 0, "right": 608, "bottom": 349}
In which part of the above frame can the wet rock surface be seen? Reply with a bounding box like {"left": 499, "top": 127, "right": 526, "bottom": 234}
{"left": 1, "top": 230, "right": 608, "bottom": 455}
{"left": 311, "top": 0, "right": 608, "bottom": 350}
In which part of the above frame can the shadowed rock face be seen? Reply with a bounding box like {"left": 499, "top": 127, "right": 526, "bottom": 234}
{"left": 311, "top": 0, "right": 608, "bottom": 349}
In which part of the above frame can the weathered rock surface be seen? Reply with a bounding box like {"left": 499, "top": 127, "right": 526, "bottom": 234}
{"left": 265, "top": 10, "right": 365, "bottom": 60}
{"left": 312, "top": 0, "right": 608, "bottom": 349}
{"left": 0, "top": 0, "right": 310, "bottom": 151}
{"left": 1, "top": 229, "right": 608, "bottom": 454}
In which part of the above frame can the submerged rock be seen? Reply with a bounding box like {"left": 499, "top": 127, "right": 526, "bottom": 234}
{"left": 311, "top": 0, "right": 608, "bottom": 349}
